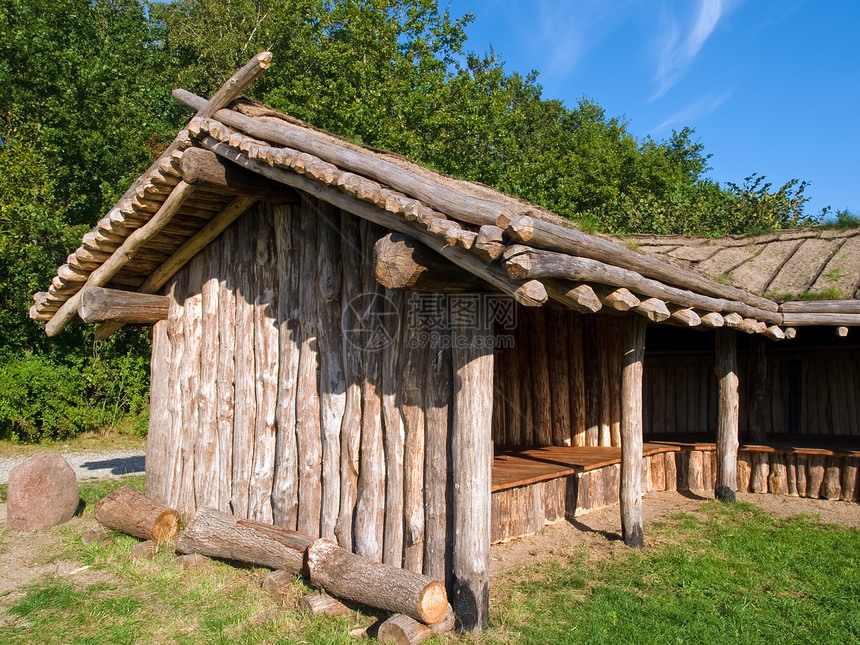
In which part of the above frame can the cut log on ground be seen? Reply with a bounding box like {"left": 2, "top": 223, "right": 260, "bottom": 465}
{"left": 298, "top": 591, "right": 352, "bottom": 617}
{"left": 175, "top": 507, "right": 311, "bottom": 575}
{"left": 94, "top": 486, "right": 181, "bottom": 543}
{"left": 431, "top": 604, "right": 456, "bottom": 633}
{"left": 377, "top": 614, "right": 432, "bottom": 645}
{"left": 79, "top": 287, "right": 169, "bottom": 324}
{"left": 129, "top": 540, "right": 159, "bottom": 560}
{"left": 263, "top": 570, "right": 298, "bottom": 606}
{"left": 305, "top": 538, "right": 448, "bottom": 625}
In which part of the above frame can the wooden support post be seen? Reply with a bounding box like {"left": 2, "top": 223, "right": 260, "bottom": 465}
{"left": 451, "top": 304, "right": 493, "bottom": 630}
{"left": 620, "top": 315, "right": 646, "bottom": 548}
{"left": 715, "top": 328, "right": 739, "bottom": 502}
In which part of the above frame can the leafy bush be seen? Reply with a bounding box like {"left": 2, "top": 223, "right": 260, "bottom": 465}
{"left": 0, "top": 350, "right": 150, "bottom": 443}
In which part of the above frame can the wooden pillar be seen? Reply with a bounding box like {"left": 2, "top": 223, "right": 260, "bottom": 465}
{"left": 620, "top": 315, "right": 646, "bottom": 548}
{"left": 715, "top": 328, "right": 739, "bottom": 502}
{"left": 451, "top": 298, "right": 493, "bottom": 631}
{"left": 748, "top": 336, "right": 768, "bottom": 443}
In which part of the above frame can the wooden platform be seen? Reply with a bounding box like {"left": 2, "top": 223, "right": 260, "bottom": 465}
{"left": 490, "top": 441, "right": 859, "bottom": 543}
{"left": 648, "top": 434, "right": 860, "bottom": 459}
{"left": 492, "top": 443, "right": 678, "bottom": 493}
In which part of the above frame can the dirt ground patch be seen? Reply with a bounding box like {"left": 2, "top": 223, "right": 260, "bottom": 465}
{"left": 490, "top": 490, "right": 860, "bottom": 576}
{"left": 0, "top": 505, "right": 122, "bottom": 613}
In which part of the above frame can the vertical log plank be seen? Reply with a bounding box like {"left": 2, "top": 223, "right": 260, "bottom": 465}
{"left": 296, "top": 198, "right": 322, "bottom": 536}
{"left": 216, "top": 227, "right": 236, "bottom": 514}
{"left": 822, "top": 457, "right": 842, "bottom": 500}
{"left": 750, "top": 452, "right": 769, "bottom": 493}
{"left": 598, "top": 319, "right": 612, "bottom": 447}
{"left": 620, "top": 315, "right": 646, "bottom": 548}
{"left": 736, "top": 452, "right": 752, "bottom": 493}
{"left": 272, "top": 204, "right": 300, "bottom": 529}
{"left": 179, "top": 253, "right": 204, "bottom": 519}
{"left": 569, "top": 313, "right": 587, "bottom": 446}
{"left": 796, "top": 454, "right": 808, "bottom": 497}
{"left": 403, "top": 317, "right": 429, "bottom": 573}
{"left": 503, "top": 331, "right": 523, "bottom": 446}
{"left": 165, "top": 273, "right": 186, "bottom": 511}
{"left": 583, "top": 316, "right": 600, "bottom": 447}
{"left": 768, "top": 453, "right": 788, "bottom": 496}
{"left": 354, "top": 219, "right": 385, "bottom": 560}
{"left": 335, "top": 211, "right": 363, "bottom": 548}
{"left": 249, "top": 206, "right": 279, "bottom": 523}
{"left": 842, "top": 458, "right": 858, "bottom": 502}
{"left": 529, "top": 309, "right": 553, "bottom": 446}
{"left": 748, "top": 337, "right": 768, "bottom": 443}
{"left": 424, "top": 326, "right": 452, "bottom": 583}
{"left": 608, "top": 320, "right": 622, "bottom": 447}
{"left": 664, "top": 452, "right": 677, "bottom": 491}
{"left": 317, "top": 203, "right": 346, "bottom": 540}
{"left": 786, "top": 454, "right": 798, "bottom": 496}
{"left": 715, "top": 328, "right": 739, "bottom": 503}
{"left": 145, "top": 319, "right": 171, "bottom": 502}
{"left": 547, "top": 309, "right": 571, "bottom": 446}
{"left": 451, "top": 308, "right": 494, "bottom": 630}
{"left": 382, "top": 291, "right": 405, "bottom": 567}
{"left": 231, "top": 214, "right": 257, "bottom": 519}
{"left": 196, "top": 239, "right": 220, "bottom": 510}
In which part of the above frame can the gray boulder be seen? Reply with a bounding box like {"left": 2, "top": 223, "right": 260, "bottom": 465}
{"left": 6, "top": 453, "right": 79, "bottom": 531}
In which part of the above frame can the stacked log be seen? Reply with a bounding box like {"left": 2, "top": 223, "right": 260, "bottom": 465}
{"left": 171, "top": 507, "right": 451, "bottom": 631}
{"left": 94, "top": 486, "right": 181, "bottom": 543}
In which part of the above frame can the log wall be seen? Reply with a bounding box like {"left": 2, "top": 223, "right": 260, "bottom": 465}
{"left": 493, "top": 308, "right": 622, "bottom": 448}
{"left": 644, "top": 347, "right": 860, "bottom": 438}
{"left": 147, "top": 198, "right": 481, "bottom": 590}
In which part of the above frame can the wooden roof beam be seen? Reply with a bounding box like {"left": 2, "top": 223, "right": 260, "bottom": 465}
{"left": 94, "top": 195, "right": 257, "bottom": 340}
{"left": 44, "top": 182, "right": 196, "bottom": 336}
{"left": 174, "top": 88, "right": 518, "bottom": 227}
{"left": 501, "top": 244, "right": 782, "bottom": 324}
{"left": 502, "top": 216, "right": 779, "bottom": 313}
{"left": 195, "top": 134, "right": 546, "bottom": 307}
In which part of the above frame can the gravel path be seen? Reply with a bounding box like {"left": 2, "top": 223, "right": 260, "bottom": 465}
{"left": 0, "top": 450, "right": 145, "bottom": 484}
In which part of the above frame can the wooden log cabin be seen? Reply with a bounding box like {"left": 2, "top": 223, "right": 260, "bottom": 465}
{"left": 31, "top": 54, "right": 860, "bottom": 630}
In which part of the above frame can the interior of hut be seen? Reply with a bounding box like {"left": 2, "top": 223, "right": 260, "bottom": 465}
{"left": 489, "top": 304, "right": 860, "bottom": 537}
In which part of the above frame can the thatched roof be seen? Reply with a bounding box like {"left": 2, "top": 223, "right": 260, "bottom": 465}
{"left": 629, "top": 228, "right": 860, "bottom": 301}
{"left": 29, "top": 54, "right": 860, "bottom": 338}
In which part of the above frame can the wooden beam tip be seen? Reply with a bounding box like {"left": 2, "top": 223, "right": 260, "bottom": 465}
{"left": 256, "top": 51, "right": 273, "bottom": 68}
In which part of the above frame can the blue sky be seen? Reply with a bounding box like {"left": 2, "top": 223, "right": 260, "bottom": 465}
{"left": 444, "top": 0, "right": 859, "bottom": 218}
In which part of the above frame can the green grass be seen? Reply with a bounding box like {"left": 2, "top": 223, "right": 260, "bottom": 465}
{"left": 486, "top": 502, "right": 860, "bottom": 644}
{"left": 3, "top": 486, "right": 858, "bottom": 644}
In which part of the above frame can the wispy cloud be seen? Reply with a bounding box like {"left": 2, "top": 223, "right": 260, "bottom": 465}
{"left": 505, "top": 0, "right": 632, "bottom": 81}
{"left": 652, "top": 0, "right": 740, "bottom": 99}
{"left": 653, "top": 90, "right": 733, "bottom": 133}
